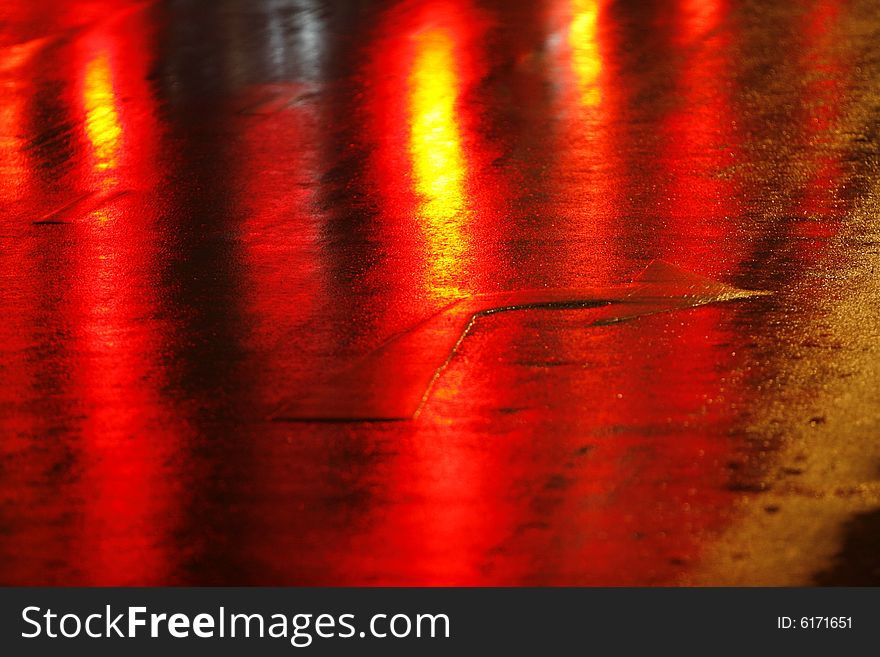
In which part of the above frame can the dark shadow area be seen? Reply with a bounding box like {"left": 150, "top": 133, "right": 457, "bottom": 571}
{"left": 814, "top": 508, "right": 880, "bottom": 585}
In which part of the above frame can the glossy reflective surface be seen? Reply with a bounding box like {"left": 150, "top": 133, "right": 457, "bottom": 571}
{"left": 2, "top": 0, "right": 880, "bottom": 585}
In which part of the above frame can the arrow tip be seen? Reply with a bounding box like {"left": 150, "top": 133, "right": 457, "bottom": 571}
{"left": 632, "top": 260, "right": 768, "bottom": 300}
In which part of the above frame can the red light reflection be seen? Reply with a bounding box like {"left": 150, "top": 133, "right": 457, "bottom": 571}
{"left": 331, "top": 0, "right": 514, "bottom": 583}
{"left": 791, "top": 0, "right": 848, "bottom": 251}
{"left": 547, "top": 0, "right": 627, "bottom": 284}
{"left": 364, "top": 0, "right": 504, "bottom": 306}
{"left": 66, "top": 14, "right": 181, "bottom": 585}
{"left": 0, "top": 62, "right": 32, "bottom": 205}
{"left": 476, "top": 0, "right": 747, "bottom": 583}
{"left": 660, "top": 0, "right": 745, "bottom": 275}
{"left": 677, "top": 0, "right": 724, "bottom": 44}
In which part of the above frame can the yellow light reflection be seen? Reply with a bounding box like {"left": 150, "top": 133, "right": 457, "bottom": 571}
{"left": 408, "top": 27, "right": 469, "bottom": 299}
{"left": 83, "top": 51, "right": 122, "bottom": 178}
{"left": 569, "top": 0, "right": 602, "bottom": 107}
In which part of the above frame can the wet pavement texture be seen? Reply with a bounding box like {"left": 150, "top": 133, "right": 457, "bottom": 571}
{"left": 2, "top": 0, "right": 880, "bottom": 585}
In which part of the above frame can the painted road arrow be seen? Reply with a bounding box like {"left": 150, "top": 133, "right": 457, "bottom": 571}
{"left": 272, "top": 261, "right": 768, "bottom": 422}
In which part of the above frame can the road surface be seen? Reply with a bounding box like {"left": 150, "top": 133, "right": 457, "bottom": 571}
{"left": 1, "top": 0, "right": 879, "bottom": 585}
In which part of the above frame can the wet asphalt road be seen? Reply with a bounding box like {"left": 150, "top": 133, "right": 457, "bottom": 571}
{"left": 2, "top": 0, "right": 880, "bottom": 585}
